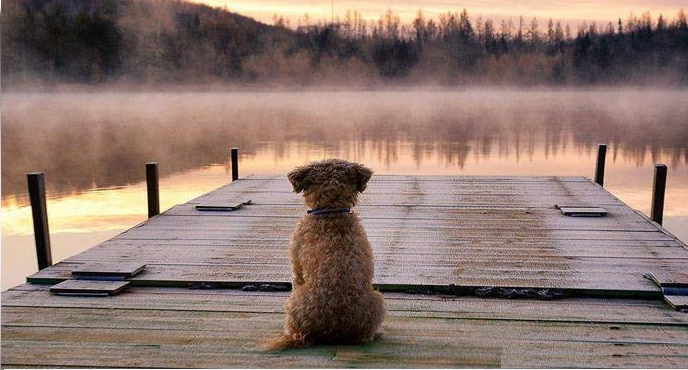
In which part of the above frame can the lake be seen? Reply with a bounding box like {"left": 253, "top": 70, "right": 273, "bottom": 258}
{"left": 2, "top": 88, "right": 687, "bottom": 290}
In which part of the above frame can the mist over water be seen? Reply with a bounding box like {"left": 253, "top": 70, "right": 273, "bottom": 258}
{"left": 2, "top": 88, "right": 688, "bottom": 289}
{"left": 3, "top": 88, "right": 687, "bottom": 199}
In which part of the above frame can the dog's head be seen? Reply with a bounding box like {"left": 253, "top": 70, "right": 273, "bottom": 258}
{"left": 287, "top": 159, "right": 373, "bottom": 208}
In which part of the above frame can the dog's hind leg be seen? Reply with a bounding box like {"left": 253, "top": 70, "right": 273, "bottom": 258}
{"left": 347, "top": 291, "right": 387, "bottom": 345}
{"left": 369, "top": 290, "right": 387, "bottom": 341}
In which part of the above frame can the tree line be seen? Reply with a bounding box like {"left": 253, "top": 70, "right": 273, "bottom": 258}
{"left": 2, "top": 0, "right": 688, "bottom": 86}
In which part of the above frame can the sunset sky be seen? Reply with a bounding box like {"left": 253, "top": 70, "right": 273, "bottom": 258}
{"left": 190, "top": 0, "right": 687, "bottom": 26}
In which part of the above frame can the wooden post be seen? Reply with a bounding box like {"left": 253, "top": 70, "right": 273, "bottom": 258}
{"left": 651, "top": 164, "right": 667, "bottom": 225}
{"left": 27, "top": 172, "right": 52, "bottom": 270}
{"left": 231, "top": 148, "right": 239, "bottom": 181}
{"left": 146, "top": 162, "right": 160, "bottom": 218}
{"left": 594, "top": 143, "right": 607, "bottom": 187}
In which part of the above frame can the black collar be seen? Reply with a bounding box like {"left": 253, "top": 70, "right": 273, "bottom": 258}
{"left": 307, "top": 208, "right": 352, "bottom": 216}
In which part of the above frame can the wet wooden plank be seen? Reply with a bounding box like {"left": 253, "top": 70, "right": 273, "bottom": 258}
{"left": 3, "top": 287, "right": 688, "bottom": 368}
{"left": 135, "top": 218, "right": 658, "bottom": 234}
{"left": 29, "top": 174, "right": 688, "bottom": 296}
{"left": 5, "top": 337, "right": 686, "bottom": 368}
{"left": 27, "top": 259, "right": 687, "bottom": 293}
{"left": 237, "top": 175, "right": 591, "bottom": 182}
{"left": 115, "top": 227, "right": 674, "bottom": 241}
{"left": 82, "top": 236, "right": 684, "bottom": 249}
{"left": 65, "top": 241, "right": 688, "bottom": 262}
{"left": 163, "top": 203, "right": 645, "bottom": 223}
{"left": 352, "top": 175, "right": 590, "bottom": 182}
{"left": 194, "top": 192, "right": 622, "bottom": 208}
{"left": 196, "top": 177, "right": 593, "bottom": 201}
{"left": 25, "top": 174, "right": 687, "bottom": 294}
{"left": 3, "top": 308, "right": 686, "bottom": 345}
{"left": 191, "top": 176, "right": 622, "bottom": 209}
{"left": 5, "top": 285, "right": 688, "bottom": 325}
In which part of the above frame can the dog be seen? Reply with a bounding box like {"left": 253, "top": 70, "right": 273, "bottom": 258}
{"left": 264, "top": 159, "right": 386, "bottom": 350}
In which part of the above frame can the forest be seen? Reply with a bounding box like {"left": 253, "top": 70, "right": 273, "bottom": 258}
{"left": 2, "top": 0, "right": 688, "bottom": 86}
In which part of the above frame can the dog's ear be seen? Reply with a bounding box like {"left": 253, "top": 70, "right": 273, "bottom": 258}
{"left": 288, "top": 165, "right": 313, "bottom": 193}
{"left": 351, "top": 163, "right": 373, "bottom": 192}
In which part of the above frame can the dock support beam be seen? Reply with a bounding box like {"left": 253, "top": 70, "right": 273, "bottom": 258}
{"left": 146, "top": 162, "right": 160, "bottom": 218}
{"left": 27, "top": 172, "right": 52, "bottom": 270}
{"left": 231, "top": 148, "right": 239, "bottom": 181}
{"left": 651, "top": 164, "right": 667, "bottom": 225}
{"left": 594, "top": 143, "right": 607, "bottom": 187}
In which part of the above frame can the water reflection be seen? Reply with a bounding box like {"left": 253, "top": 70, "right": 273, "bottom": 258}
{"left": 2, "top": 89, "right": 688, "bottom": 289}
{"left": 2, "top": 90, "right": 687, "bottom": 201}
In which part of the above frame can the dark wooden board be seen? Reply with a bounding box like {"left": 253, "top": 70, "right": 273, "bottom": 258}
{"left": 196, "top": 199, "right": 251, "bottom": 211}
{"left": 648, "top": 271, "right": 688, "bottom": 287}
{"left": 558, "top": 206, "right": 608, "bottom": 217}
{"left": 72, "top": 262, "right": 146, "bottom": 278}
{"left": 664, "top": 295, "right": 688, "bottom": 311}
{"left": 50, "top": 280, "right": 130, "bottom": 296}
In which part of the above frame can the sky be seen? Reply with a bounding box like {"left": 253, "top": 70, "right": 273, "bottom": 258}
{"left": 189, "top": 0, "right": 687, "bottom": 26}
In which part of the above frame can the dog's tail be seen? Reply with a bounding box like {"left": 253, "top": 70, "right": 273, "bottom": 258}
{"left": 260, "top": 333, "right": 309, "bottom": 352}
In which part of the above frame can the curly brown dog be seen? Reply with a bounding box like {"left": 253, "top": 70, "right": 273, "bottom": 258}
{"left": 264, "top": 159, "right": 386, "bottom": 350}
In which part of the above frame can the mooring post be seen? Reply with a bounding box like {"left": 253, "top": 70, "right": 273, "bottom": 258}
{"left": 27, "top": 172, "right": 52, "bottom": 270}
{"left": 146, "top": 162, "right": 160, "bottom": 218}
{"left": 594, "top": 143, "right": 607, "bottom": 187}
{"left": 231, "top": 148, "right": 239, "bottom": 181}
{"left": 651, "top": 164, "right": 667, "bottom": 225}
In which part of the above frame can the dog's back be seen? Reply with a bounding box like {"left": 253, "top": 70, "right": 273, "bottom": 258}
{"left": 265, "top": 159, "right": 386, "bottom": 350}
{"left": 288, "top": 213, "right": 384, "bottom": 341}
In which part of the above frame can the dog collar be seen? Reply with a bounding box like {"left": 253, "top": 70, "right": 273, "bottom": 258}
{"left": 307, "top": 208, "right": 352, "bottom": 216}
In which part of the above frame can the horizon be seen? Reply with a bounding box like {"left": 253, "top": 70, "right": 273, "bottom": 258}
{"left": 189, "top": 0, "right": 687, "bottom": 27}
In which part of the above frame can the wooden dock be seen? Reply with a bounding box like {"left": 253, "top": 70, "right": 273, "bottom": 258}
{"left": 3, "top": 175, "right": 688, "bottom": 367}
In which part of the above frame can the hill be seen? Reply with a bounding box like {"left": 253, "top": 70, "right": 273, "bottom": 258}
{"left": 1, "top": 0, "right": 294, "bottom": 85}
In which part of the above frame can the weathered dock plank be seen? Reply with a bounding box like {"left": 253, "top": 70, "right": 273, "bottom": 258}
{"left": 25, "top": 175, "right": 687, "bottom": 294}
{"left": 3, "top": 286, "right": 688, "bottom": 368}
{"left": 67, "top": 238, "right": 688, "bottom": 258}
{"left": 4, "top": 175, "right": 688, "bottom": 368}
{"left": 6, "top": 285, "right": 688, "bottom": 325}
{"left": 26, "top": 259, "right": 683, "bottom": 293}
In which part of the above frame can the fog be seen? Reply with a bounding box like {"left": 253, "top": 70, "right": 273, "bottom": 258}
{"left": 2, "top": 88, "right": 687, "bottom": 202}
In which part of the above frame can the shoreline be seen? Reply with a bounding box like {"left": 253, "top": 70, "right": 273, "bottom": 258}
{"left": 4, "top": 83, "right": 688, "bottom": 94}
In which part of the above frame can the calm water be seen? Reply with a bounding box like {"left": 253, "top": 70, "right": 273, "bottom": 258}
{"left": 2, "top": 89, "right": 688, "bottom": 290}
